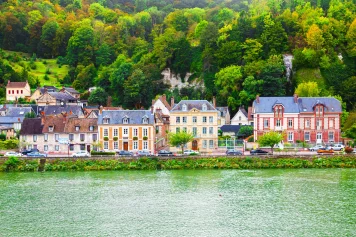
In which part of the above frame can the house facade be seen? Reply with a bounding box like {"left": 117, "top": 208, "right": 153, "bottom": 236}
{"left": 169, "top": 100, "right": 219, "bottom": 153}
{"left": 231, "top": 107, "right": 251, "bottom": 125}
{"left": 252, "top": 95, "right": 342, "bottom": 144}
{"left": 60, "top": 87, "right": 80, "bottom": 99}
{"left": 30, "top": 86, "right": 58, "bottom": 101}
{"left": 36, "top": 91, "right": 78, "bottom": 106}
{"left": 19, "top": 118, "right": 44, "bottom": 151}
{"left": 6, "top": 80, "right": 31, "bottom": 101}
{"left": 98, "top": 109, "right": 155, "bottom": 152}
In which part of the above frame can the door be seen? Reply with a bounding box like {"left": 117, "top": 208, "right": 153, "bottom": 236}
{"left": 316, "top": 132, "right": 322, "bottom": 144}
{"left": 192, "top": 140, "right": 198, "bottom": 150}
{"left": 123, "top": 142, "right": 128, "bottom": 151}
{"left": 87, "top": 145, "right": 90, "bottom": 152}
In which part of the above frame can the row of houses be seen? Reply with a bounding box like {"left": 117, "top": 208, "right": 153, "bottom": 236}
{"left": 15, "top": 94, "right": 342, "bottom": 155}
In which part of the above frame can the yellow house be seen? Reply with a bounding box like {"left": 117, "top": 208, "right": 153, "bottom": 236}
{"left": 97, "top": 109, "right": 155, "bottom": 153}
{"left": 169, "top": 100, "right": 219, "bottom": 153}
{"left": 6, "top": 80, "right": 31, "bottom": 101}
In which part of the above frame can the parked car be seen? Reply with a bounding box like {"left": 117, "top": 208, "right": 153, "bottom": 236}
{"left": 157, "top": 150, "right": 173, "bottom": 156}
{"left": 331, "top": 144, "right": 345, "bottom": 151}
{"left": 317, "top": 148, "right": 334, "bottom": 154}
{"left": 27, "top": 152, "right": 47, "bottom": 157}
{"left": 4, "top": 152, "right": 22, "bottom": 157}
{"left": 250, "top": 149, "right": 270, "bottom": 155}
{"left": 117, "top": 150, "right": 133, "bottom": 156}
{"left": 183, "top": 150, "right": 200, "bottom": 155}
{"left": 353, "top": 148, "right": 356, "bottom": 154}
{"left": 309, "top": 145, "right": 324, "bottom": 151}
{"left": 226, "top": 149, "right": 243, "bottom": 156}
{"left": 72, "top": 151, "right": 91, "bottom": 157}
{"left": 21, "top": 149, "right": 39, "bottom": 155}
{"left": 137, "top": 150, "right": 151, "bottom": 157}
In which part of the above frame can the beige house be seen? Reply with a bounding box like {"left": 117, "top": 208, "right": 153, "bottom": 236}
{"left": 6, "top": 80, "right": 31, "bottom": 101}
{"left": 36, "top": 91, "right": 78, "bottom": 106}
{"left": 30, "top": 86, "right": 58, "bottom": 101}
{"left": 169, "top": 100, "right": 219, "bottom": 153}
{"left": 98, "top": 109, "right": 155, "bottom": 153}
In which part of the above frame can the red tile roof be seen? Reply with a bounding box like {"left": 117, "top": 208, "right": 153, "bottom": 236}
{"left": 6, "top": 80, "right": 28, "bottom": 88}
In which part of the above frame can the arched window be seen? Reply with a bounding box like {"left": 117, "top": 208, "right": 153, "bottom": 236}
{"left": 142, "top": 117, "right": 149, "bottom": 124}
{"left": 182, "top": 104, "right": 187, "bottom": 111}
{"left": 202, "top": 104, "right": 207, "bottom": 111}
{"left": 123, "top": 117, "right": 129, "bottom": 124}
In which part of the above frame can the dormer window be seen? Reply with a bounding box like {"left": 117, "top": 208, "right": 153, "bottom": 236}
{"left": 202, "top": 104, "right": 207, "bottom": 111}
{"left": 142, "top": 116, "right": 149, "bottom": 124}
{"left": 89, "top": 126, "right": 94, "bottom": 131}
{"left": 182, "top": 104, "right": 187, "bottom": 111}
{"left": 75, "top": 126, "right": 80, "bottom": 131}
{"left": 123, "top": 117, "right": 129, "bottom": 124}
{"left": 49, "top": 126, "right": 54, "bottom": 132}
{"left": 103, "top": 118, "right": 110, "bottom": 124}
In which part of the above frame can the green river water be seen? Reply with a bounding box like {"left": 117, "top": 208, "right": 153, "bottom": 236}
{"left": 0, "top": 169, "right": 355, "bottom": 237}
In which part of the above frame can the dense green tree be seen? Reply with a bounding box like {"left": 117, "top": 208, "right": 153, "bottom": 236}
{"left": 95, "top": 43, "right": 114, "bottom": 66}
{"left": 168, "top": 131, "right": 194, "bottom": 154}
{"left": 295, "top": 81, "right": 321, "bottom": 97}
{"left": 88, "top": 87, "right": 108, "bottom": 106}
{"left": 257, "top": 131, "right": 284, "bottom": 154}
{"left": 67, "top": 25, "right": 95, "bottom": 66}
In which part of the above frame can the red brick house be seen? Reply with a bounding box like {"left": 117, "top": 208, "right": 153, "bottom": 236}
{"left": 252, "top": 95, "right": 342, "bottom": 144}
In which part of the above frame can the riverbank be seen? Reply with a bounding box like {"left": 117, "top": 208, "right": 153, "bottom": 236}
{"left": 1, "top": 155, "right": 356, "bottom": 172}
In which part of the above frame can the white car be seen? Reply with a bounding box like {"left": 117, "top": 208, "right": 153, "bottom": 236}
{"left": 183, "top": 150, "right": 200, "bottom": 155}
{"left": 72, "top": 151, "right": 91, "bottom": 157}
{"left": 4, "top": 152, "right": 22, "bottom": 157}
{"left": 309, "top": 145, "right": 324, "bottom": 151}
{"left": 332, "top": 144, "right": 345, "bottom": 151}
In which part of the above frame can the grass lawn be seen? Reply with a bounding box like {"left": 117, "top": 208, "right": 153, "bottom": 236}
{"left": 3, "top": 50, "right": 69, "bottom": 87}
{"left": 293, "top": 67, "right": 330, "bottom": 93}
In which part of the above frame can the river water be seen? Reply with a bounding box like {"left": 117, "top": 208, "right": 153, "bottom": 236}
{"left": 0, "top": 169, "right": 355, "bottom": 237}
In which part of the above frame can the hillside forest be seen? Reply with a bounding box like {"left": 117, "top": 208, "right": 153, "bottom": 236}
{"left": 0, "top": 0, "right": 355, "bottom": 115}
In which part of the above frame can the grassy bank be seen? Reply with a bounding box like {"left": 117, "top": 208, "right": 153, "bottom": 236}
{"left": 1, "top": 156, "right": 356, "bottom": 172}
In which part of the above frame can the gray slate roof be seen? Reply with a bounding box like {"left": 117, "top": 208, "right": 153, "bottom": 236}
{"left": 171, "top": 100, "right": 217, "bottom": 112}
{"left": 220, "top": 125, "right": 241, "bottom": 133}
{"left": 49, "top": 92, "right": 77, "bottom": 101}
{"left": 40, "top": 86, "right": 58, "bottom": 94}
{"left": 253, "top": 97, "right": 341, "bottom": 113}
{"left": 63, "top": 87, "right": 79, "bottom": 94}
{"left": 0, "top": 116, "right": 24, "bottom": 125}
{"left": 5, "top": 107, "right": 33, "bottom": 117}
{"left": 216, "top": 107, "right": 229, "bottom": 116}
{"left": 38, "top": 105, "right": 84, "bottom": 117}
{"left": 98, "top": 110, "right": 154, "bottom": 125}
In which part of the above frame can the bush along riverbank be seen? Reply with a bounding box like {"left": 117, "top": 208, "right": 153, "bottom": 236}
{"left": 1, "top": 156, "right": 356, "bottom": 172}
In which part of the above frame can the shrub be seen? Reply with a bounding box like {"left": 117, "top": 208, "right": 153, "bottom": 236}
{"left": 113, "top": 137, "right": 118, "bottom": 141}
{"left": 43, "top": 60, "right": 47, "bottom": 65}
{"left": 43, "top": 74, "right": 49, "bottom": 81}
{"left": 248, "top": 136, "right": 254, "bottom": 142}
{"left": 4, "top": 156, "right": 20, "bottom": 171}
{"left": 90, "top": 151, "right": 115, "bottom": 156}
{"left": 46, "top": 67, "right": 51, "bottom": 74}
{"left": 133, "top": 136, "right": 138, "bottom": 140}
{"left": 143, "top": 136, "right": 148, "bottom": 140}
{"left": 0, "top": 133, "right": 6, "bottom": 141}
{"left": 345, "top": 147, "right": 353, "bottom": 154}
{"left": 104, "top": 137, "right": 109, "bottom": 141}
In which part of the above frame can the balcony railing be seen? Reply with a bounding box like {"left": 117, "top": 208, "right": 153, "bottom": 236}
{"left": 275, "top": 126, "right": 283, "bottom": 131}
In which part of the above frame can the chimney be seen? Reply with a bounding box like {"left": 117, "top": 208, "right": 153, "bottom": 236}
{"left": 152, "top": 99, "right": 155, "bottom": 106}
{"left": 213, "top": 96, "right": 216, "bottom": 108}
{"left": 162, "top": 94, "right": 166, "bottom": 102}
{"left": 294, "top": 94, "right": 298, "bottom": 103}
{"left": 171, "top": 96, "right": 174, "bottom": 108}
{"left": 7, "top": 80, "right": 10, "bottom": 86}
{"left": 151, "top": 106, "right": 154, "bottom": 114}
{"left": 99, "top": 105, "right": 103, "bottom": 115}
{"left": 40, "top": 111, "right": 46, "bottom": 125}
{"left": 256, "top": 95, "right": 260, "bottom": 104}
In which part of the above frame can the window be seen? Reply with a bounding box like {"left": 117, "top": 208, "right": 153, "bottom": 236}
{"left": 182, "top": 117, "right": 187, "bottom": 123}
{"left": 304, "top": 132, "right": 310, "bottom": 141}
{"left": 33, "top": 135, "right": 37, "bottom": 142}
{"left": 104, "top": 141, "right": 108, "bottom": 150}
{"left": 276, "top": 119, "right": 281, "bottom": 127}
{"left": 55, "top": 145, "right": 59, "bottom": 151}
{"left": 123, "top": 128, "right": 128, "bottom": 135}
{"left": 328, "top": 132, "right": 334, "bottom": 141}
{"left": 55, "top": 134, "right": 59, "bottom": 142}
{"left": 123, "top": 117, "right": 129, "bottom": 124}
{"left": 142, "top": 117, "right": 149, "bottom": 124}
{"left": 12, "top": 90, "right": 14, "bottom": 94}
{"left": 288, "top": 119, "right": 293, "bottom": 128}
{"left": 209, "top": 116, "right": 213, "bottom": 123}
{"left": 143, "top": 141, "right": 148, "bottom": 150}
{"left": 182, "top": 104, "right": 187, "bottom": 111}
{"left": 17, "top": 90, "right": 19, "bottom": 94}
{"left": 306, "top": 120, "right": 310, "bottom": 128}
{"left": 44, "top": 145, "right": 48, "bottom": 151}
{"left": 103, "top": 118, "right": 110, "bottom": 124}
{"left": 114, "top": 142, "right": 118, "bottom": 150}
{"left": 193, "top": 127, "right": 197, "bottom": 136}
{"left": 239, "top": 116, "right": 241, "bottom": 121}
{"left": 176, "top": 117, "right": 180, "bottom": 123}
{"left": 114, "top": 129, "right": 118, "bottom": 137}
{"left": 288, "top": 132, "right": 293, "bottom": 142}
{"left": 330, "top": 120, "right": 334, "bottom": 128}
{"left": 133, "top": 141, "right": 138, "bottom": 149}
{"left": 44, "top": 134, "right": 48, "bottom": 141}
{"left": 264, "top": 119, "right": 269, "bottom": 128}
{"left": 80, "top": 134, "right": 85, "bottom": 141}
{"left": 316, "top": 107, "right": 319, "bottom": 113}
{"left": 203, "top": 140, "right": 207, "bottom": 148}
{"left": 203, "top": 116, "right": 207, "bottom": 123}
{"left": 209, "top": 127, "right": 213, "bottom": 135}
{"left": 104, "top": 129, "right": 108, "bottom": 137}
{"left": 203, "top": 127, "right": 207, "bottom": 134}
{"left": 192, "top": 116, "right": 197, "bottom": 123}
{"left": 176, "top": 127, "right": 180, "bottom": 133}
{"left": 92, "top": 134, "right": 97, "bottom": 141}
{"left": 143, "top": 128, "right": 148, "bottom": 137}
{"left": 69, "top": 144, "right": 74, "bottom": 151}
{"left": 75, "top": 126, "right": 80, "bottom": 131}
{"left": 21, "top": 90, "right": 23, "bottom": 94}
{"left": 89, "top": 126, "right": 94, "bottom": 131}
{"left": 320, "top": 107, "right": 323, "bottom": 112}
{"left": 80, "top": 144, "right": 85, "bottom": 151}
{"left": 209, "top": 140, "right": 214, "bottom": 148}
{"left": 8, "top": 90, "right": 11, "bottom": 94}
{"left": 202, "top": 104, "right": 207, "bottom": 111}
{"left": 49, "top": 126, "right": 54, "bottom": 132}
{"left": 22, "top": 135, "right": 26, "bottom": 141}
{"left": 183, "top": 127, "right": 187, "bottom": 132}
{"left": 133, "top": 128, "right": 138, "bottom": 136}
